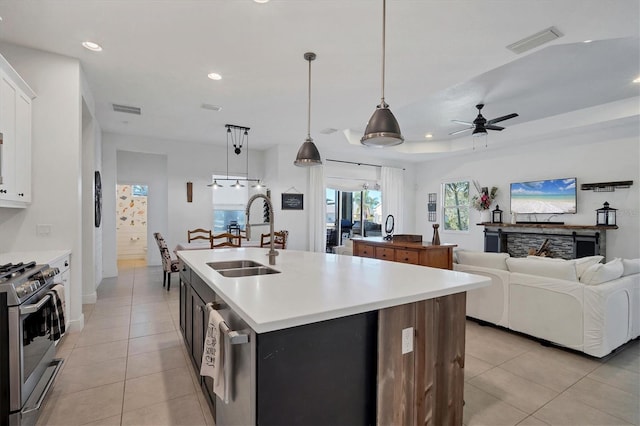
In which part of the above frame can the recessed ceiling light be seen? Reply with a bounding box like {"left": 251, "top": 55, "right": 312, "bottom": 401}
{"left": 583, "top": 39, "right": 593, "bottom": 43}
{"left": 633, "top": 76, "right": 640, "bottom": 83}
{"left": 207, "top": 72, "right": 222, "bottom": 81}
{"left": 82, "top": 41, "right": 103, "bottom": 52}
{"left": 425, "top": 133, "right": 433, "bottom": 139}
{"left": 254, "top": 0, "right": 269, "bottom": 3}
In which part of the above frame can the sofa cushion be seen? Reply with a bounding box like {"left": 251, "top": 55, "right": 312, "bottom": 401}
{"left": 579, "top": 258, "right": 624, "bottom": 285}
{"left": 573, "top": 256, "right": 605, "bottom": 279}
{"left": 622, "top": 258, "right": 640, "bottom": 277}
{"left": 456, "top": 251, "right": 510, "bottom": 270}
{"left": 506, "top": 257, "right": 578, "bottom": 281}
{"left": 524, "top": 255, "right": 604, "bottom": 279}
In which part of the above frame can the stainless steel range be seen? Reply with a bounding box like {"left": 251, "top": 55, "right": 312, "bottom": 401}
{"left": 0, "top": 261, "right": 64, "bottom": 426}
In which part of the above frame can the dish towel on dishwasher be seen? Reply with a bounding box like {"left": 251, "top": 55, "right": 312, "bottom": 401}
{"left": 200, "top": 304, "right": 228, "bottom": 403}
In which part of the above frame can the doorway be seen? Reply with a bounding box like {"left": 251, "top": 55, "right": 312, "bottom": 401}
{"left": 116, "top": 184, "right": 148, "bottom": 263}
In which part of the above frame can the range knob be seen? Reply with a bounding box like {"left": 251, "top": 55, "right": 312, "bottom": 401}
{"left": 16, "top": 286, "right": 27, "bottom": 298}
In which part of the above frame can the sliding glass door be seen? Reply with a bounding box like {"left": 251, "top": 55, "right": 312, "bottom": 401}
{"left": 326, "top": 188, "right": 382, "bottom": 252}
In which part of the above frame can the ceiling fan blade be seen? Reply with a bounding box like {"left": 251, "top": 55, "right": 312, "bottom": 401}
{"left": 485, "top": 125, "right": 505, "bottom": 131}
{"left": 448, "top": 127, "right": 473, "bottom": 136}
{"left": 451, "top": 120, "right": 473, "bottom": 126}
{"left": 487, "top": 113, "right": 518, "bottom": 125}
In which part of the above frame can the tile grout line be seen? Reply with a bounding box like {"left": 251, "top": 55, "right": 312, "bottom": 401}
{"left": 118, "top": 263, "right": 137, "bottom": 426}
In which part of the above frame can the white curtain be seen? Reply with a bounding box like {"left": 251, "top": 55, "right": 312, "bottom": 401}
{"left": 308, "top": 165, "right": 326, "bottom": 253}
{"left": 381, "top": 167, "right": 404, "bottom": 234}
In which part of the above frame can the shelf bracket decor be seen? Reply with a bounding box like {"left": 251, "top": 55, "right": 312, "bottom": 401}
{"left": 580, "top": 180, "right": 633, "bottom": 192}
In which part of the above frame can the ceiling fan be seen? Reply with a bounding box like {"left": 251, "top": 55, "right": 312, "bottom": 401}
{"left": 449, "top": 104, "right": 519, "bottom": 136}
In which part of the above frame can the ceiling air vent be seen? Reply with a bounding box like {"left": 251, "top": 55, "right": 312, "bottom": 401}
{"left": 320, "top": 128, "right": 338, "bottom": 135}
{"left": 112, "top": 103, "right": 141, "bottom": 115}
{"left": 201, "top": 103, "right": 222, "bottom": 111}
{"left": 507, "top": 26, "right": 563, "bottom": 54}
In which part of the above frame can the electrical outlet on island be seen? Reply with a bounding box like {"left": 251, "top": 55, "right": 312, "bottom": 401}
{"left": 402, "top": 327, "right": 414, "bottom": 354}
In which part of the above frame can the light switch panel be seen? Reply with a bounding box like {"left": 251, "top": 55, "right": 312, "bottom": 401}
{"left": 37, "top": 224, "right": 52, "bottom": 236}
{"left": 402, "top": 327, "right": 414, "bottom": 354}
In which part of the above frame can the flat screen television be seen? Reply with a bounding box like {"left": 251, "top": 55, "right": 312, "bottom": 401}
{"left": 510, "top": 177, "right": 577, "bottom": 214}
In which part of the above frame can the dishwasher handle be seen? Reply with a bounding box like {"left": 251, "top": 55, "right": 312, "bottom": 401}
{"left": 204, "top": 303, "right": 250, "bottom": 405}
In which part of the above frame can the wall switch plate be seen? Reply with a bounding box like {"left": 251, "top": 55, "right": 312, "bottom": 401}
{"left": 402, "top": 327, "right": 414, "bottom": 354}
{"left": 37, "top": 224, "right": 52, "bottom": 236}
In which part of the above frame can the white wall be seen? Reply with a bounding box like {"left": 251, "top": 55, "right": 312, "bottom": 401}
{"left": 0, "top": 43, "right": 85, "bottom": 330}
{"left": 414, "top": 122, "right": 640, "bottom": 259}
{"left": 80, "top": 68, "right": 103, "bottom": 304}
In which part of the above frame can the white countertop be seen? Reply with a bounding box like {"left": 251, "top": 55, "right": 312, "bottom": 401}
{"left": 178, "top": 248, "right": 489, "bottom": 333}
{"left": 0, "top": 250, "right": 71, "bottom": 265}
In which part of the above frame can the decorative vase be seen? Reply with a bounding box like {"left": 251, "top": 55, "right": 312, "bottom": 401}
{"left": 480, "top": 210, "right": 490, "bottom": 223}
{"left": 432, "top": 224, "right": 440, "bottom": 245}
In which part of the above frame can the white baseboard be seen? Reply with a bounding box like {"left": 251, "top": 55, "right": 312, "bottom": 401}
{"left": 83, "top": 291, "right": 97, "bottom": 304}
{"left": 67, "top": 313, "right": 85, "bottom": 332}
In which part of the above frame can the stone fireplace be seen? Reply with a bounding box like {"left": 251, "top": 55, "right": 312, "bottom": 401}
{"left": 482, "top": 223, "right": 616, "bottom": 260}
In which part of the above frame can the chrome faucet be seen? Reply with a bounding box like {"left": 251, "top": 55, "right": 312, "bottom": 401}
{"left": 245, "top": 194, "right": 278, "bottom": 265}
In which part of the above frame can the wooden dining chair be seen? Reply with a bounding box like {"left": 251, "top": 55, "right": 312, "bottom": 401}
{"left": 210, "top": 232, "right": 242, "bottom": 248}
{"left": 188, "top": 228, "right": 212, "bottom": 242}
{"left": 260, "top": 230, "right": 288, "bottom": 249}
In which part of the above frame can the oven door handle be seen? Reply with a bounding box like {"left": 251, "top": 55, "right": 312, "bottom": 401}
{"left": 20, "top": 294, "right": 52, "bottom": 315}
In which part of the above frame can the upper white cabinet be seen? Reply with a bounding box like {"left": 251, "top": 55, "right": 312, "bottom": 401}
{"left": 0, "top": 54, "right": 36, "bottom": 208}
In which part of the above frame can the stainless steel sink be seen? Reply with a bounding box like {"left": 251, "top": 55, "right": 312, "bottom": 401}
{"left": 207, "top": 260, "right": 280, "bottom": 277}
{"left": 207, "top": 260, "right": 263, "bottom": 270}
{"left": 215, "top": 266, "right": 280, "bottom": 278}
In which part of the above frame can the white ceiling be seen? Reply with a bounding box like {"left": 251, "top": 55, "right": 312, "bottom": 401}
{"left": 0, "top": 0, "right": 638, "bottom": 163}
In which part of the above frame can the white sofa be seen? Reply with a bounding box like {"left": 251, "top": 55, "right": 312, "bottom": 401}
{"left": 454, "top": 251, "right": 640, "bottom": 358}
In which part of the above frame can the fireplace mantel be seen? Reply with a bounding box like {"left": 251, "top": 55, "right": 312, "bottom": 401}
{"left": 478, "top": 223, "right": 618, "bottom": 231}
{"left": 480, "top": 223, "right": 617, "bottom": 259}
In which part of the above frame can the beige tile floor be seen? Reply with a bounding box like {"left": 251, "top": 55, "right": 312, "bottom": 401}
{"left": 36, "top": 259, "right": 639, "bottom": 425}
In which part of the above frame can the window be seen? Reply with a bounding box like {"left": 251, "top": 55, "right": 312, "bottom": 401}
{"left": 132, "top": 185, "right": 148, "bottom": 197}
{"left": 211, "top": 175, "right": 249, "bottom": 232}
{"left": 443, "top": 181, "right": 469, "bottom": 231}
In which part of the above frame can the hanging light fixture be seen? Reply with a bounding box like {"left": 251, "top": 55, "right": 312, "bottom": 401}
{"left": 361, "top": 0, "right": 404, "bottom": 147}
{"left": 208, "top": 179, "right": 224, "bottom": 189}
{"left": 294, "top": 52, "right": 322, "bottom": 166}
{"left": 207, "top": 124, "right": 266, "bottom": 188}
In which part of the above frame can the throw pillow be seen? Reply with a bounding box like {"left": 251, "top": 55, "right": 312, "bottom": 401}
{"left": 579, "top": 258, "right": 624, "bottom": 285}
{"left": 506, "top": 257, "right": 578, "bottom": 281}
{"left": 573, "top": 256, "right": 605, "bottom": 279}
{"left": 622, "top": 258, "right": 640, "bottom": 277}
{"left": 456, "top": 251, "right": 510, "bottom": 270}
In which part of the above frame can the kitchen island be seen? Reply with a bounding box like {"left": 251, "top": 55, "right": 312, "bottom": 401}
{"left": 177, "top": 248, "right": 488, "bottom": 425}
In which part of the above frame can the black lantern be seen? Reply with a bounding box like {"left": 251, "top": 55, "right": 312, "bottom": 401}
{"left": 596, "top": 202, "right": 617, "bottom": 226}
{"left": 492, "top": 205, "right": 503, "bottom": 223}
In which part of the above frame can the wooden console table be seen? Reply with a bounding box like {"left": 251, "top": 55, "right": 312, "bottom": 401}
{"left": 352, "top": 237, "right": 456, "bottom": 270}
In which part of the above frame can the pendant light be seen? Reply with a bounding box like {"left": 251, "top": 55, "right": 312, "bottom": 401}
{"left": 294, "top": 52, "right": 322, "bottom": 166}
{"left": 208, "top": 179, "right": 223, "bottom": 189}
{"left": 361, "top": 0, "right": 404, "bottom": 147}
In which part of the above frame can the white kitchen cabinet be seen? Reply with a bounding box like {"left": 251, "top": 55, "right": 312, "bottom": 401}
{"left": 0, "top": 54, "right": 36, "bottom": 208}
